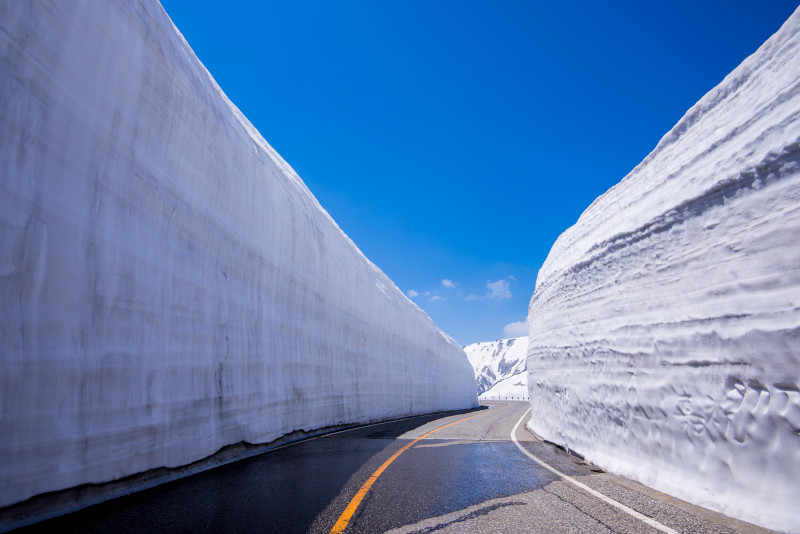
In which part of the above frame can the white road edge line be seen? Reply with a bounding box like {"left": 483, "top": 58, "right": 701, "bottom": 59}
{"left": 511, "top": 407, "right": 679, "bottom": 534}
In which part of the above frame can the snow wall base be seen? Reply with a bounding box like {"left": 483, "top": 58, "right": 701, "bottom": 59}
{"left": 0, "top": 0, "right": 477, "bottom": 511}
{"left": 527, "top": 9, "right": 800, "bottom": 534}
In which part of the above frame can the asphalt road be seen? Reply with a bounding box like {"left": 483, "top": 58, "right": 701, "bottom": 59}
{"left": 16, "top": 401, "right": 773, "bottom": 533}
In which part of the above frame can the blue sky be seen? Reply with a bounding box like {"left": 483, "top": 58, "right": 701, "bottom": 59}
{"left": 160, "top": 1, "right": 798, "bottom": 346}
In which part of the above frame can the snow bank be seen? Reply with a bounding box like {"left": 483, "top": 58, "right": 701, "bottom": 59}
{"left": 464, "top": 337, "right": 528, "bottom": 397}
{"left": 479, "top": 374, "right": 528, "bottom": 400}
{"left": 0, "top": 0, "right": 476, "bottom": 508}
{"left": 527, "top": 8, "right": 800, "bottom": 533}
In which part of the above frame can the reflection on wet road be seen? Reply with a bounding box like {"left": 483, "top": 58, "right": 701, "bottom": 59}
{"left": 17, "top": 402, "right": 770, "bottom": 533}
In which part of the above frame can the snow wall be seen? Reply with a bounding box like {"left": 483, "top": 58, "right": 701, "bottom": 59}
{"left": 527, "top": 9, "right": 800, "bottom": 533}
{"left": 0, "top": 0, "right": 477, "bottom": 509}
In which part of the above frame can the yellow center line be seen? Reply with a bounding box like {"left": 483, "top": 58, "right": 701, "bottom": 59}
{"left": 328, "top": 404, "right": 507, "bottom": 533}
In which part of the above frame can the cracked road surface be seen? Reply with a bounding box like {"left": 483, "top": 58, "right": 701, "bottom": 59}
{"left": 17, "top": 401, "right": 774, "bottom": 533}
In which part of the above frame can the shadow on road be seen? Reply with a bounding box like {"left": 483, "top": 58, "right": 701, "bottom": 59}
{"left": 352, "top": 406, "right": 489, "bottom": 440}
{"left": 12, "top": 406, "right": 491, "bottom": 534}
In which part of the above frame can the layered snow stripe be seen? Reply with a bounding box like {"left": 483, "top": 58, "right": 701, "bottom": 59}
{"left": 0, "top": 0, "right": 476, "bottom": 508}
{"left": 527, "top": 8, "right": 800, "bottom": 533}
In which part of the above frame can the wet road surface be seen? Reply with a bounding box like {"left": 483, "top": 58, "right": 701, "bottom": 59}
{"left": 15, "top": 402, "right": 773, "bottom": 533}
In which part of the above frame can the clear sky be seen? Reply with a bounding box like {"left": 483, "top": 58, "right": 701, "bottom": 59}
{"left": 160, "top": 0, "right": 798, "bottom": 347}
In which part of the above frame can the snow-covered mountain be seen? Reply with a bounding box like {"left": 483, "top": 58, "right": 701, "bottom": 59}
{"left": 464, "top": 337, "right": 528, "bottom": 398}
{"left": 527, "top": 8, "right": 800, "bottom": 533}
{"left": 0, "top": 0, "right": 476, "bottom": 509}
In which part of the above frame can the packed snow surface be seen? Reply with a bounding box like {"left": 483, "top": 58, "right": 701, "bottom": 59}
{"left": 527, "top": 8, "right": 800, "bottom": 533}
{"left": 464, "top": 337, "right": 528, "bottom": 398}
{"left": 0, "top": 0, "right": 476, "bottom": 508}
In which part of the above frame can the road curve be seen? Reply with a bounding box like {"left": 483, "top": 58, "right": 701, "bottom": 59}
{"left": 15, "top": 401, "right": 773, "bottom": 533}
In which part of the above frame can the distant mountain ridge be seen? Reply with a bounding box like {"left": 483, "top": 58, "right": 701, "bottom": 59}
{"left": 464, "top": 337, "right": 528, "bottom": 397}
